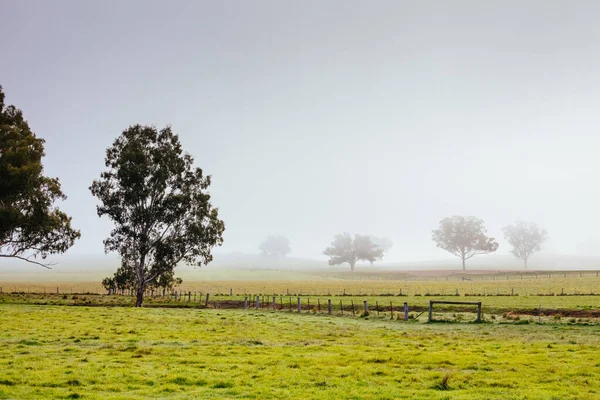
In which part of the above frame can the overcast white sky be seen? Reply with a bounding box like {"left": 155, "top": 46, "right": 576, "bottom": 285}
{"left": 2, "top": 0, "right": 600, "bottom": 263}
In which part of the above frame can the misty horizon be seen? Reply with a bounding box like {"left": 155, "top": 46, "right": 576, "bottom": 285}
{"left": 3, "top": 1, "right": 600, "bottom": 265}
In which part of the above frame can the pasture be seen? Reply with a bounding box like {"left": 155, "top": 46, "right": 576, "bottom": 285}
{"left": 2, "top": 304, "right": 600, "bottom": 399}
{"left": 2, "top": 268, "right": 600, "bottom": 296}
{"left": 1, "top": 271, "right": 600, "bottom": 399}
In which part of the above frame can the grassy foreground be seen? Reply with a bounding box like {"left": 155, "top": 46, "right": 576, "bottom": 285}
{"left": 1, "top": 305, "right": 600, "bottom": 399}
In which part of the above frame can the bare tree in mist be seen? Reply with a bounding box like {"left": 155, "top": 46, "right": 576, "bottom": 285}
{"left": 368, "top": 236, "right": 393, "bottom": 265}
{"left": 259, "top": 235, "right": 291, "bottom": 257}
{"left": 432, "top": 216, "right": 499, "bottom": 270}
{"left": 323, "top": 233, "right": 383, "bottom": 272}
{"left": 503, "top": 222, "right": 548, "bottom": 268}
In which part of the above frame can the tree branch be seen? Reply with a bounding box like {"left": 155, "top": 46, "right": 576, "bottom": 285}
{"left": 0, "top": 254, "right": 53, "bottom": 269}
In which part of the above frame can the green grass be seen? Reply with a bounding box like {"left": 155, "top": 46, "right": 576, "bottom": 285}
{"left": 1, "top": 304, "right": 600, "bottom": 399}
{"left": 2, "top": 293, "right": 599, "bottom": 321}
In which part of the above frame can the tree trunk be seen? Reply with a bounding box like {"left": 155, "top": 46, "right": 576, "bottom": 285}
{"left": 462, "top": 257, "right": 466, "bottom": 271}
{"left": 135, "top": 284, "right": 145, "bottom": 307}
{"left": 135, "top": 254, "right": 147, "bottom": 307}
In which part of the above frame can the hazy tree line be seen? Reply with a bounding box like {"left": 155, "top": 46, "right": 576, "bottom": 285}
{"left": 262, "top": 219, "right": 546, "bottom": 272}
{"left": 0, "top": 85, "right": 548, "bottom": 306}
{"left": 432, "top": 216, "right": 547, "bottom": 270}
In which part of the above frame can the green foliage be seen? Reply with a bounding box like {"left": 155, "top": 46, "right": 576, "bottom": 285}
{"left": 323, "top": 233, "right": 384, "bottom": 271}
{"left": 432, "top": 216, "right": 499, "bottom": 270}
{"left": 0, "top": 86, "right": 80, "bottom": 267}
{"left": 90, "top": 125, "right": 224, "bottom": 306}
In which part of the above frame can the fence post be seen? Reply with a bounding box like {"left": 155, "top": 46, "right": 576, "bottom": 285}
{"left": 428, "top": 301, "right": 433, "bottom": 322}
{"left": 230, "top": 288, "right": 233, "bottom": 296}
{"left": 363, "top": 300, "right": 368, "bottom": 314}
{"left": 188, "top": 291, "right": 191, "bottom": 302}
{"left": 244, "top": 296, "right": 248, "bottom": 309}
{"left": 205, "top": 293, "right": 210, "bottom": 306}
{"left": 328, "top": 299, "right": 332, "bottom": 315}
{"left": 477, "top": 302, "right": 482, "bottom": 322}
{"left": 351, "top": 300, "right": 355, "bottom": 316}
{"left": 256, "top": 296, "right": 260, "bottom": 309}
{"left": 404, "top": 302, "right": 408, "bottom": 321}
{"left": 376, "top": 301, "right": 379, "bottom": 315}
{"left": 297, "top": 297, "right": 301, "bottom": 313}
{"left": 272, "top": 296, "right": 276, "bottom": 310}
{"left": 390, "top": 302, "right": 393, "bottom": 319}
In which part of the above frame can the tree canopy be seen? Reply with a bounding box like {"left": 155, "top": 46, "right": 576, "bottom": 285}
{"left": 323, "top": 233, "right": 383, "bottom": 271}
{"left": 368, "top": 236, "right": 393, "bottom": 264}
{"left": 432, "top": 216, "right": 498, "bottom": 270}
{"left": 102, "top": 261, "right": 183, "bottom": 296}
{"left": 0, "top": 86, "right": 80, "bottom": 267}
{"left": 90, "top": 124, "right": 225, "bottom": 306}
{"left": 503, "top": 221, "right": 547, "bottom": 268}
{"left": 259, "top": 235, "right": 291, "bottom": 257}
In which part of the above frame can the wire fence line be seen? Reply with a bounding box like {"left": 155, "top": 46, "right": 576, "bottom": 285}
{"left": 2, "top": 284, "right": 600, "bottom": 297}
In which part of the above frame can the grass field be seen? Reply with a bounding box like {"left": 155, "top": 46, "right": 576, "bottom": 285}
{"left": 2, "top": 269, "right": 599, "bottom": 297}
{"left": 2, "top": 271, "right": 600, "bottom": 398}
{"left": 1, "top": 304, "right": 600, "bottom": 399}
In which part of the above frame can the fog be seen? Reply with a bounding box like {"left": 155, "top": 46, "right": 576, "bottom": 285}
{"left": 2, "top": 1, "right": 600, "bottom": 269}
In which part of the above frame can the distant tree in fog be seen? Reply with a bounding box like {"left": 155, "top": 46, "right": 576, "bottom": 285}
{"left": 368, "top": 236, "right": 393, "bottom": 265}
{"left": 259, "top": 235, "right": 291, "bottom": 257}
{"left": 432, "top": 216, "right": 499, "bottom": 270}
{"left": 323, "top": 233, "right": 384, "bottom": 272}
{"left": 503, "top": 222, "right": 547, "bottom": 268}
